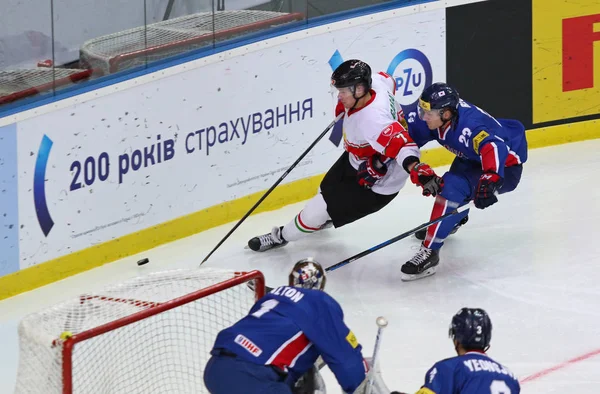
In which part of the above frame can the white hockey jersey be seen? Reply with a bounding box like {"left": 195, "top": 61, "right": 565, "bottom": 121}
{"left": 341, "top": 72, "right": 420, "bottom": 195}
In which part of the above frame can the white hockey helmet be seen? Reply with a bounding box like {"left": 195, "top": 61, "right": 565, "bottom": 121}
{"left": 289, "top": 257, "right": 327, "bottom": 291}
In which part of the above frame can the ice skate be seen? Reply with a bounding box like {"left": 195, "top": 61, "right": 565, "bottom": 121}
{"left": 401, "top": 244, "right": 440, "bottom": 281}
{"left": 414, "top": 215, "right": 469, "bottom": 241}
{"left": 247, "top": 226, "right": 288, "bottom": 252}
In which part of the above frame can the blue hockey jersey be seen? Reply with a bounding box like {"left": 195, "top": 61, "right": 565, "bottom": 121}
{"left": 407, "top": 100, "right": 528, "bottom": 178}
{"left": 211, "top": 286, "right": 367, "bottom": 393}
{"left": 417, "top": 351, "right": 520, "bottom": 394}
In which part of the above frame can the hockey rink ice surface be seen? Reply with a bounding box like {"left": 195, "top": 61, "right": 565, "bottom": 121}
{"left": 1, "top": 139, "right": 599, "bottom": 393}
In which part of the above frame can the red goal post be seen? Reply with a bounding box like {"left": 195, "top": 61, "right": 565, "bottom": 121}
{"left": 15, "top": 268, "right": 265, "bottom": 394}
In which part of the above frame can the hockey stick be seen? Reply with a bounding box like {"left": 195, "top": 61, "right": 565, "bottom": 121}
{"left": 200, "top": 113, "right": 345, "bottom": 266}
{"left": 324, "top": 202, "right": 474, "bottom": 273}
{"left": 162, "top": 0, "right": 175, "bottom": 20}
{"left": 366, "top": 316, "right": 389, "bottom": 394}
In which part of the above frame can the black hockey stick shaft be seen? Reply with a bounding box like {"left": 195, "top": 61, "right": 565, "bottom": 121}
{"left": 200, "top": 113, "right": 344, "bottom": 265}
{"left": 162, "top": 0, "right": 175, "bottom": 20}
{"left": 325, "top": 202, "right": 473, "bottom": 272}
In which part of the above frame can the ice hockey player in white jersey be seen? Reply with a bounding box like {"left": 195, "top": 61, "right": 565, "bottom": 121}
{"left": 248, "top": 59, "right": 420, "bottom": 252}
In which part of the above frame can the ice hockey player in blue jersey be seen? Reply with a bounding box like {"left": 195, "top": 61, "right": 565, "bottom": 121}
{"left": 203, "top": 258, "right": 374, "bottom": 394}
{"left": 412, "top": 308, "right": 520, "bottom": 394}
{"left": 401, "top": 82, "right": 528, "bottom": 280}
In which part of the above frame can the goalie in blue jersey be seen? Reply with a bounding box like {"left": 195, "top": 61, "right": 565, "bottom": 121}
{"left": 401, "top": 83, "right": 528, "bottom": 280}
{"left": 204, "top": 258, "right": 393, "bottom": 394}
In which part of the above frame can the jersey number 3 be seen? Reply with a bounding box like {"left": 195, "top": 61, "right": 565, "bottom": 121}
{"left": 251, "top": 299, "right": 279, "bottom": 318}
{"left": 490, "top": 380, "right": 511, "bottom": 394}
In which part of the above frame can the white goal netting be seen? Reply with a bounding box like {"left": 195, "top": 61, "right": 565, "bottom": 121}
{"left": 0, "top": 68, "right": 91, "bottom": 105}
{"left": 14, "top": 268, "right": 264, "bottom": 394}
{"left": 80, "top": 10, "right": 304, "bottom": 74}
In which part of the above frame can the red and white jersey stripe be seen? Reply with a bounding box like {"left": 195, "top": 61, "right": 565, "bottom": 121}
{"left": 265, "top": 331, "right": 313, "bottom": 371}
{"left": 480, "top": 142, "right": 500, "bottom": 173}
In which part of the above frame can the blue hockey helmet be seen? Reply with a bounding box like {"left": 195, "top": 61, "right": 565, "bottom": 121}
{"left": 331, "top": 59, "right": 372, "bottom": 91}
{"left": 289, "top": 257, "right": 327, "bottom": 291}
{"left": 418, "top": 82, "right": 460, "bottom": 120}
{"left": 449, "top": 308, "right": 492, "bottom": 351}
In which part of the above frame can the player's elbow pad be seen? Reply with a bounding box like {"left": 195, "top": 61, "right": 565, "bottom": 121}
{"left": 375, "top": 122, "right": 414, "bottom": 158}
{"left": 479, "top": 141, "right": 508, "bottom": 174}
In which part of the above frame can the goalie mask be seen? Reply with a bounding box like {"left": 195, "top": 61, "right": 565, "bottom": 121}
{"left": 289, "top": 258, "right": 327, "bottom": 291}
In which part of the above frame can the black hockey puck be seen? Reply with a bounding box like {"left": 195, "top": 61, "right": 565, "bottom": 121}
{"left": 137, "top": 258, "right": 150, "bottom": 266}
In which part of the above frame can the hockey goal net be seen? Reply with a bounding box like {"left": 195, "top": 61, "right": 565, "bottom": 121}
{"left": 14, "top": 268, "right": 265, "bottom": 394}
{"left": 81, "top": 10, "right": 305, "bottom": 75}
{"left": 0, "top": 68, "right": 92, "bottom": 105}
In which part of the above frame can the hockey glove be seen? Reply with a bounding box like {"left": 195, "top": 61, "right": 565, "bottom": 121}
{"left": 474, "top": 172, "right": 503, "bottom": 209}
{"left": 357, "top": 154, "right": 388, "bottom": 189}
{"left": 292, "top": 365, "right": 325, "bottom": 394}
{"left": 410, "top": 162, "right": 444, "bottom": 197}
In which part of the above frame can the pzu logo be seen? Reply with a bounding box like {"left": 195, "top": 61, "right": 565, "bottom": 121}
{"left": 386, "top": 49, "right": 433, "bottom": 115}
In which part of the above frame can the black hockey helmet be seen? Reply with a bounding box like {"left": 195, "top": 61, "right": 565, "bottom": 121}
{"left": 289, "top": 257, "right": 327, "bottom": 291}
{"left": 449, "top": 308, "right": 492, "bottom": 351}
{"left": 331, "top": 59, "right": 372, "bottom": 91}
{"left": 418, "top": 82, "right": 460, "bottom": 119}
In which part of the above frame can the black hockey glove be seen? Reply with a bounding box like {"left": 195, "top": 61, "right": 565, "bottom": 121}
{"left": 474, "top": 172, "right": 503, "bottom": 209}
{"left": 357, "top": 154, "right": 388, "bottom": 189}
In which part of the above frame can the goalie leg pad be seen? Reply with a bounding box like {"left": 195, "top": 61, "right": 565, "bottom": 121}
{"left": 348, "top": 357, "right": 392, "bottom": 394}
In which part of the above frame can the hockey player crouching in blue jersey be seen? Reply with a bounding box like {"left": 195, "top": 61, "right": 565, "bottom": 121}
{"left": 411, "top": 308, "right": 520, "bottom": 394}
{"left": 204, "top": 258, "right": 390, "bottom": 394}
{"left": 401, "top": 83, "right": 528, "bottom": 280}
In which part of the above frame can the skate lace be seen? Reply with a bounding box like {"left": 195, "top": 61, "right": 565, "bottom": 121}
{"left": 258, "top": 233, "right": 275, "bottom": 246}
{"left": 409, "top": 247, "right": 432, "bottom": 265}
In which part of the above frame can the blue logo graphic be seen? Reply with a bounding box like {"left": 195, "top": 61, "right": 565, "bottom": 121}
{"left": 386, "top": 48, "right": 433, "bottom": 117}
{"left": 34, "top": 135, "right": 54, "bottom": 236}
{"left": 328, "top": 50, "right": 344, "bottom": 72}
{"left": 328, "top": 50, "right": 345, "bottom": 147}
{"left": 0, "top": 123, "right": 20, "bottom": 276}
{"left": 327, "top": 49, "right": 433, "bottom": 146}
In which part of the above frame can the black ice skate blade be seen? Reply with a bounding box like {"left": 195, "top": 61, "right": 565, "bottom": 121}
{"left": 244, "top": 243, "right": 288, "bottom": 252}
{"left": 400, "top": 267, "right": 437, "bottom": 281}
